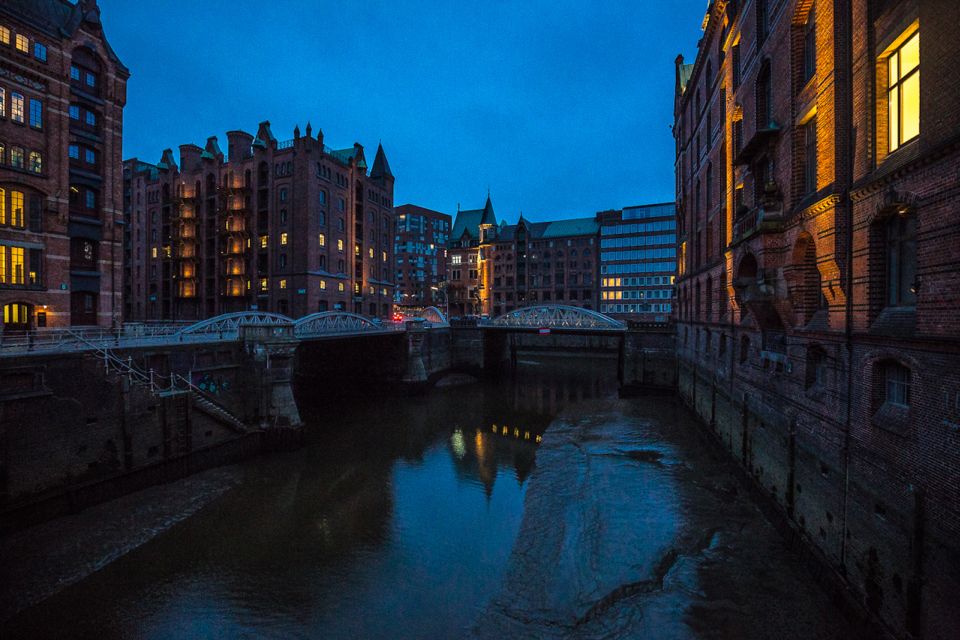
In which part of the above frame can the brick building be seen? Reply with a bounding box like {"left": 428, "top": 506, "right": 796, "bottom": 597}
{"left": 447, "top": 195, "right": 496, "bottom": 317}
{"left": 597, "top": 203, "right": 677, "bottom": 320}
{"left": 0, "top": 0, "right": 127, "bottom": 330}
{"left": 488, "top": 216, "right": 599, "bottom": 317}
{"left": 393, "top": 204, "right": 450, "bottom": 310}
{"left": 674, "top": 0, "right": 960, "bottom": 637}
{"left": 124, "top": 123, "right": 396, "bottom": 321}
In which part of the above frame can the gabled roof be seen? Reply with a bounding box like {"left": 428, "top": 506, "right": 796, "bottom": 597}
{"left": 496, "top": 216, "right": 598, "bottom": 242}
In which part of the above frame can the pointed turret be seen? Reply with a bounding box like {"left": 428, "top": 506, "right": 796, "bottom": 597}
{"left": 480, "top": 194, "right": 496, "bottom": 226}
{"left": 370, "top": 143, "right": 393, "bottom": 180}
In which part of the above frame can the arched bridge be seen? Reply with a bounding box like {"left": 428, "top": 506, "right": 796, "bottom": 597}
{"left": 488, "top": 305, "right": 626, "bottom": 332}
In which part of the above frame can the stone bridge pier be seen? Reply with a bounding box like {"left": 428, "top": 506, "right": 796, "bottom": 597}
{"left": 238, "top": 322, "right": 302, "bottom": 430}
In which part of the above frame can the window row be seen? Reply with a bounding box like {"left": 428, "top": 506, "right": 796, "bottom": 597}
{"left": 0, "top": 88, "right": 43, "bottom": 128}
{"left": 0, "top": 143, "right": 43, "bottom": 174}
{"left": 0, "top": 244, "right": 42, "bottom": 286}
{"left": 0, "top": 25, "right": 46, "bottom": 61}
{"left": 600, "top": 233, "right": 676, "bottom": 249}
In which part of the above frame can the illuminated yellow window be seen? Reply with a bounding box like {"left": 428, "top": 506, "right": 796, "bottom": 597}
{"left": 354, "top": 244, "right": 360, "bottom": 257}
{"left": 0, "top": 27, "right": 9, "bottom": 45}
{"left": 369, "top": 285, "right": 374, "bottom": 294}
{"left": 279, "top": 279, "right": 287, "bottom": 289}
{"left": 281, "top": 232, "right": 288, "bottom": 245}
{"left": 260, "top": 278, "right": 268, "bottom": 291}
{"left": 258, "top": 235, "right": 266, "bottom": 248}
{"left": 15, "top": 34, "right": 28, "bottom": 53}
{"left": 368, "top": 247, "right": 374, "bottom": 259}
{"left": 337, "top": 239, "right": 344, "bottom": 252}
{"left": 320, "top": 279, "right": 326, "bottom": 290}
{"left": 887, "top": 30, "right": 920, "bottom": 152}
{"left": 10, "top": 190, "right": 24, "bottom": 227}
{"left": 382, "top": 251, "right": 387, "bottom": 262}
{"left": 10, "top": 246, "right": 24, "bottom": 284}
{"left": 319, "top": 233, "right": 326, "bottom": 247}
{"left": 0, "top": 244, "right": 5, "bottom": 283}
{"left": 163, "top": 245, "right": 171, "bottom": 258}
{"left": 151, "top": 247, "right": 158, "bottom": 258}
{"left": 0, "top": 188, "right": 5, "bottom": 225}
{"left": 338, "top": 282, "right": 344, "bottom": 292}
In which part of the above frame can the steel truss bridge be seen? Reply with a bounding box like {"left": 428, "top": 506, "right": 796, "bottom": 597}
{"left": 0, "top": 304, "right": 626, "bottom": 356}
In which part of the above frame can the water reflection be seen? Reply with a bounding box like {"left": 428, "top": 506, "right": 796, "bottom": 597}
{"left": 3, "top": 357, "right": 621, "bottom": 640}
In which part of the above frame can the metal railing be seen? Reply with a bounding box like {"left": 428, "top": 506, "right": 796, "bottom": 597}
{"left": 0, "top": 324, "right": 232, "bottom": 357}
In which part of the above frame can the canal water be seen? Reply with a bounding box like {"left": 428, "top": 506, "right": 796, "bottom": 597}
{"left": 2, "top": 357, "right": 859, "bottom": 639}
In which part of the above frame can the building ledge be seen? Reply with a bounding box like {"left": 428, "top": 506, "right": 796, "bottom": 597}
{"left": 734, "top": 125, "right": 781, "bottom": 166}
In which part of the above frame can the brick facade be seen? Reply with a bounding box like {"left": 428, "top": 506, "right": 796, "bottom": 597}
{"left": 0, "top": 0, "right": 127, "bottom": 330}
{"left": 674, "top": 1, "right": 960, "bottom": 637}
{"left": 124, "top": 124, "right": 396, "bottom": 321}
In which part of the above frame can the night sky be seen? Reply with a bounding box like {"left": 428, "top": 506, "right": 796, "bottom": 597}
{"left": 99, "top": 0, "right": 706, "bottom": 222}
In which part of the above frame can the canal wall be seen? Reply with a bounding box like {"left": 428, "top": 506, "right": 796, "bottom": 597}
{"left": 677, "top": 351, "right": 950, "bottom": 640}
{"left": 0, "top": 347, "right": 271, "bottom": 533}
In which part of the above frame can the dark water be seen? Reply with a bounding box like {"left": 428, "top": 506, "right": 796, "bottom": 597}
{"left": 3, "top": 357, "right": 858, "bottom": 639}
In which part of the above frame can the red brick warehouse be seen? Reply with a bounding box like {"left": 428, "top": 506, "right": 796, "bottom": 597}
{"left": 0, "top": 0, "right": 128, "bottom": 329}
{"left": 124, "top": 125, "right": 396, "bottom": 321}
{"left": 673, "top": 0, "right": 960, "bottom": 637}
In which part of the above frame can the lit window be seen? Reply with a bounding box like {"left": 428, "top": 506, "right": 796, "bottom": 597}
{"left": 151, "top": 247, "right": 158, "bottom": 258}
{"left": 0, "top": 26, "right": 9, "bottom": 45}
{"left": 260, "top": 235, "right": 268, "bottom": 248}
{"left": 0, "top": 88, "right": 4, "bottom": 115}
{"left": 10, "top": 190, "right": 24, "bottom": 227}
{"left": 69, "top": 104, "right": 79, "bottom": 120}
{"left": 337, "top": 282, "right": 344, "bottom": 292}
{"left": 280, "top": 232, "right": 288, "bottom": 245}
{"left": 10, "top": 247, "right": 24, "bottom": 283}
{"left": 0, "top": 244, "right": 5, "bottom": 283}
{"left": 15, "top": 34, "right": 28, "bottom": 53}
{"left": 34, "top": 42, "right": 46, "bottom": 61}
{"left": 382, "top": 251, "right": 387, "bottom": 262}
{"left": 337, "top": 239, "right": 344, "bottom": 252}
{"left": 70, "top": 66, "right": 81, "bottom": 81}
{"left": 279, "top": 279, "right": 287, "bottom": 289}
{"left": 368, "top": 247, "right": 374, "bottom": 258}
{"left": 260, "top": 278, "right": 268, "bottom": 291}
{"left": 320, "top": 279, "right": 326, "bottom": 290}
{"left": 887, "top": 30, "right": 920, "bottom": 152}
{"left": 69, "top": 144, "right": 80, "bottom": 160}
{"left": 0, "top": 188, "right": 4, "bottom": 225}
{"left": 318, "top": 233, "right": 326, "bottom": 247}
{"left": 29, "top": 151, "right": 41, "bottom": 174}
{"left": 11, "top": 92, "right": 24, "bottom": 123}
{"left": 11, "top": 147, "right": 23, "bottom": 169}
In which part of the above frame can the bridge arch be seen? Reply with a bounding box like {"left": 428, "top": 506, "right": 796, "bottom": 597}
{"left": 420, "top": 306, "right": 448, "bottom": 325}
{"left": 294, "top": 311, "right": 381, "bottom": 337}
{"left": 490, "top": 305, "right": 626, "bottom": 330}
{"left": 179, "top": 311, "right": 294, "bottom": 335}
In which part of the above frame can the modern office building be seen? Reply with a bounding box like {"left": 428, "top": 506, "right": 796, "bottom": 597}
{"left": 597, "top": 203, "right": 676, "bottom": 320}
{"left": 124, "top": 123, "right": 395, "bottom": 321}
{"left": 674, "top": 1, "right": 960, "bottom": 637}
{"left": 393, "top": 204, "right": 450, "bottom": 309}
{"left": 0, "top": 0, "right": 128, "bottom": 329}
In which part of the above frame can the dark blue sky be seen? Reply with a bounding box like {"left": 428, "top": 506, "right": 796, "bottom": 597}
{"left": 100, "top": 0, "right": 706, "bottom": 222}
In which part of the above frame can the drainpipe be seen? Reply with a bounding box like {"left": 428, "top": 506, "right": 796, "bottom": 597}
{"left": 839, "top": 0, "right": 856, "bottom": 574}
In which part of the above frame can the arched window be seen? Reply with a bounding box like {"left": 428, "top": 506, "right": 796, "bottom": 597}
{"left": 885, "top": 213, "right": 917, "bottom": 307}
{"left": 880, "top": 361, "right": 911, "bottom": 407}
{"left": 70, "top": 47, "right": 101, "bottom": 96}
